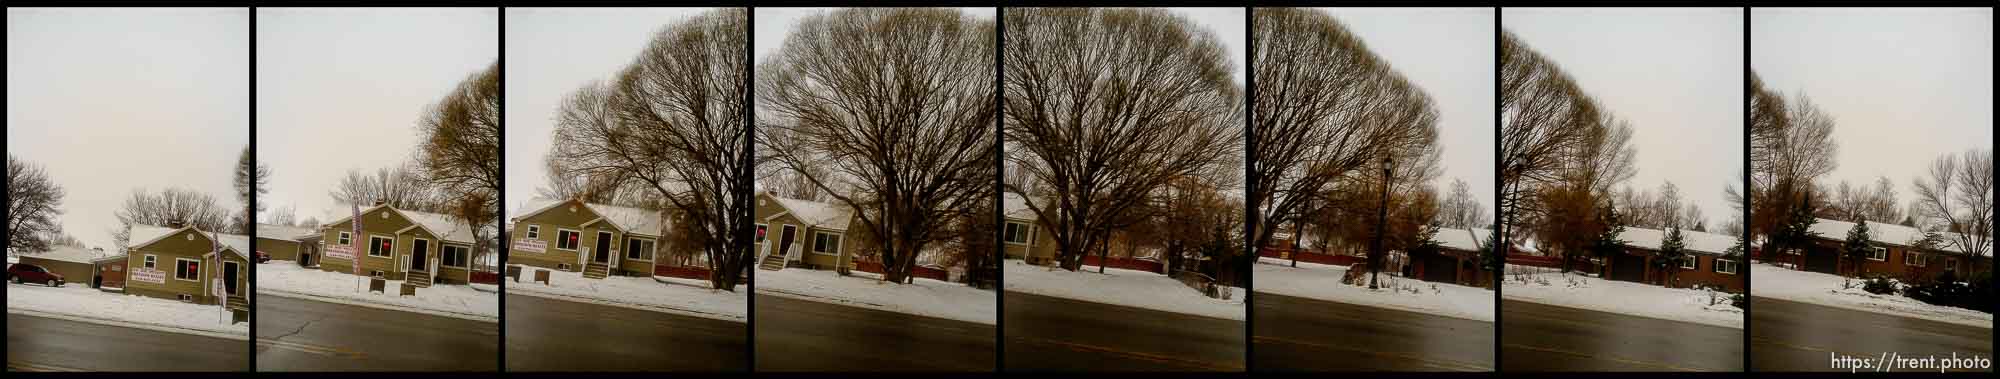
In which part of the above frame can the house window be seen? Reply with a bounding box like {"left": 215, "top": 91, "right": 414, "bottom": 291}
{"left": 525, "top": 225, "right": 540, "bottom": 239}
{"left": 337, "top": 232, "right": 352, "bottom": 245}
{"left": 626, "top": 238, "right": 656, "bottom": 261}
{"left": 1866, "top": 247, "right": 1887, "bottom": 261}
{"left": 143, "top": 255, "right": 158, "bottom": 269}
{"left": 1904, "top": 251, "right": 1925, "bottom": 267}
{"left": 755, "top": 224, "right": 768, "bottom": 243}
{"left": 174, "top": 258, "right": 201, "bottom": 281}
{"left": 442, "top": 245, "right": 469, "bottom": 268}
{"left": 368, "top": 236, "right": 394, "bottom": 257}
{"left": 1680, "top": 256, "right": 1697, "bottom": 270}
{"left": 1004, "top": 222, "right": 1030, "bottom": 245}
{"left": 1714, "top": 259, "right": 1738, "bottom": 275}
{"left": 557, "top": 229, "right": 580, "bottom": 250}
{"left": 812, "top": 232, "right": 841, "bottom": 255}
{"left": 369, "top": 270, "right": 384, "bottom": 278}
{"left": 1783, "top": 248, "right": 1801, "bottom": 255}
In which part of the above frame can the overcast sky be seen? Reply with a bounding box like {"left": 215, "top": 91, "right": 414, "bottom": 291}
{"left": 258, "top": 8, "right": 496, "bottom": 223}
{"left": 1506, "top": 8, "right": 1744, "bottom": 230}
{"left": 504, "top": 7, "right": 719, "bottom": 218}
{"left": 8, "top": 8, "right": 248, "bottom": 251}
{"left": 1753, "top": 8, "right": 1993, "bottom": 196}
{"left": 1325, "top": 7, "right": 1495, "bottom": 218}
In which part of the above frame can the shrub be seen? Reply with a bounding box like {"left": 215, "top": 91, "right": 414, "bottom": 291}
{"left": 1905, "top": 270, "right": 1993, "bottom": 313}
{"left": 1861, "top": 275, "right": 1899, "bottom": 295}
{"left": 1730, "top": 293, "right": 1746, "bottom": 309}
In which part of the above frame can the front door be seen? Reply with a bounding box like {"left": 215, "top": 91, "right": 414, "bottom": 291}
{"left": 410, "top": 239, "right": 430, "bottom": 272}
{"left": 223, "top": 261, "right": 240, "bottom": 296}
{"left": 594, "top": 231, "right": 612, "bottom": 263}
{"left": 779, "top": 225, "right": 798, "bottom": 256}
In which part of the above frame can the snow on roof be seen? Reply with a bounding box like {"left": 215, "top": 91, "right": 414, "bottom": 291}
{"left": 400, "top": 209, "right": 478, "bottom": 244}
{"left": 20, "top": 245, "right": 109, "bottom": 264}
{"left": 256, "top": 223, "right": 318, "bottom": 242}
{"left": 1003, "top": 193, "right": 1038, "bottom": 221}
{"left": 1436, "top": 227, "right": 1492, "bottom": 252}
{"left": 127, "top": 225, "right": 180, "bottom": 249}
{"left": 586, "top": 203, "right": 668, "bottom": 236}
{"left": 1935, "top": 232, "right": 1994, "bottom": 257}
{"left": 1618, "top": 227, "right": 1739, "bottom": 256}
{"left": 127, "top": 224, "right": 251, "bottom": 260}
{"left": 1807, "top": 218, "right": 1926, "bottom": 248}
{"left": 215, "top": 232, "right": 251, "bottom": 259}
{"left": 771, "top": 195, "right": 853, "bottom": 231}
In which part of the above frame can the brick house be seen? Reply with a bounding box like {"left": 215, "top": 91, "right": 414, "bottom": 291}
{"left": 1596, "top": 227, "right": 1744, "bottom": 293}
{"left": 1767, "top": 218, "right": 1990, "bottom": 282}
{"left": 1410, "top": 227, "right": 1493, "bottom": 288}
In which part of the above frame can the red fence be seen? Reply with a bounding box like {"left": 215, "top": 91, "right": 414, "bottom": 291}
{"left": 655, "top": 264, "right": 712, "bottom": 281}
{"left": 1506, "top": 254, "right": 1563, "bottom": 268}
{"left": 470, "top": 270, "right": 501, "bottom": 285}
{"left": 854, "top": 261, "right": 950, "bottom": 281}
{"left": 1258, "top": 247, "right": 1363, "bottom": 266}
{"left": 1080, "top": 255, "right": 1165, "bottom": 273}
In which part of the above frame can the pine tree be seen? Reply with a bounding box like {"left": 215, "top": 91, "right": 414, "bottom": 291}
{"left": 1478, "top": 222, "right": 1502, "bottom": 289}
{"left": 1840, "top": 219, "right": 1873, "bottom": 278}
{"left": 1655, "top": 226, "right": 1688, "bottom": 286}
{"left": 1589, "top": 200, "right": 1628, "bottom": 266}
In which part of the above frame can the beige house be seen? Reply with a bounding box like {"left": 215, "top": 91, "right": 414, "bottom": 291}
{"left": 314, "top": 203, "right": 479, "bottom": 287}
{"left": 1002, "top": 193, "right": 1059, "bottom": 265}
{"left": 14, "top": 245, "right": 106, "bottom": 287}
{"left": 254, "top": 223, "right": 318, "bottom": 263}
{"left": 508, "top": 198, "right": 671, "bottom": 279}
{"left": 754, "top": 191, "right": 868, "bottom": 271}
{"left": 123, "top": 223, "right": 249, "bottom": 309}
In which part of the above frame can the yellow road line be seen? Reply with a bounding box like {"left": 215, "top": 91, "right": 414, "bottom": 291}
{"left": 1502, "top": 343, "right": 1706, "bottom": 372}
{"left": 1011, "top": 336, "right": 1243, "bottom": 371}
{"left": 1253, "top": 335, "right": 1491, "bottom": 371}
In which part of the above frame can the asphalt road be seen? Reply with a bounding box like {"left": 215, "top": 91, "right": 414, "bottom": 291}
{"left": 6, "top": 313, "right": 248, "bottom": 372}
{"left": 1252, "top": 292, "right": 1493, "bottom": 371}
{"left": 754, "top": 293, "right": 996, "bottom": 371}
{"left": 1750, "top": 296, "right": 1993, "bottom": 372}
{"left": 1003, "top": 291, "right": 1245, "bottom": 372}
{"left": 254, "top": 295, "right": 498, "bottom": 371}
{"left": 1501, "top": 299, "right": 1743, "bottom": 372}
{"left": 505, "top": 293, "right": 747, "bottom": 371}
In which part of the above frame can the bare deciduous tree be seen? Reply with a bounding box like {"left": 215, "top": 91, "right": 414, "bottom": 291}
{"left": 760, "top": 8, "right": 996, "bottom": 283}
{"left": 113, "top": 187, "right": 231, "bottom": 250}
{"left": 8, "top": 154, "right": 66, "bottom": 253}
{"left": 416, "top": 60, "right": 502, "bottom": 268}
{"left": 329, "top": 164, "right": 447, "bottom": 213}
{"left": 1249, "top": 8, "right": 1440, "bottom": 260}
{"left": 1912, "top": 148, "right": 1993, "bottom": 262}
{"left": 550, "top": 8, "right": 752, "bottom": 289}
{"left": 1005, "top": 8, "right": 1241, "bottom": 272}
{"left": 268, "top": 205, "right": 299, "bottom": 227}
{"left": 1500, "top": 30, "right": 1603, "bottom": 243}
{"left": 1439, "top": 179, "right": 1490, "bottom": 229}
{"left": 235, "top": 146, "right": 268, "bottom": 234}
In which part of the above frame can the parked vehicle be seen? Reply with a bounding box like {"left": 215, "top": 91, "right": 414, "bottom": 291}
{"left": 8, "top": 263, "right": 66, "bottom": 287}
{"left": 255, "top": 251, "right": 272, "bottom": 263}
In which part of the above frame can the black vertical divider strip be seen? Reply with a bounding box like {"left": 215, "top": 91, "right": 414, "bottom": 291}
{"left": 494, "top": 5, "right": 507, "bottom": 373}
{"left": 1741, "top": 5, "right": 1753, "bottom": 373}
{"left": 247, "top": 6, "right": 258, "bottom": 373}
{"left": 1492, "top": 6, "right": 1504, "bottom": 373}
{"left": 744, "top": 6, "right": 757, "bottom": 373}
{"left": 1241, "top": 6, "right": 1256, "bottom": 373}
{"left": 994, "top": 5, "right": 1007, "bottom": 374}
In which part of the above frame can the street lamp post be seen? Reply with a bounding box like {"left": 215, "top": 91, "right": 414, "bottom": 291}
{"left": 1370, "top": 157, "right": 1392, "bottom": 290}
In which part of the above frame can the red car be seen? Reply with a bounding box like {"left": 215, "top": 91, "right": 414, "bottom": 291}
{"left": 255, "top": 251, "right": 271, "bottom": 263}
{"left": 7, "top": 263, "right": 65, "bottom": 287}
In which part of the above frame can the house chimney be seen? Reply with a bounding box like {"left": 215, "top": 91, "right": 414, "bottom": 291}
{"left": 167, "top": 219, "right": 186, "bottom": 228}
{"left": 373, "top": 199, "right": 387, "bottom": 207}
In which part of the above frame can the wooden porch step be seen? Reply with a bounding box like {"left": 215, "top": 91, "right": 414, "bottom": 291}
{"left": 583, "top": 262, "right": 610, "bottom": 279}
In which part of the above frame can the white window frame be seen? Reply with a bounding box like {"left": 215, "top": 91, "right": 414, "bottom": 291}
{"left": 1866, "top": 246, "right": 1887, "bottom": 261}
{"left": 625, "top": 237, "right": 656, "bottom": 262}
{"left": 1004, "top": 222, "right": 1031, "bottom": 245}
{"left": 556, "top": 229, "right": 581, "bottom": 251}
{"left": 1714, "top": 259, "right": 1738, "bottom": 275}
{"left": 1904, "top": 251, "right": 1925, "bottom": 267}
{"left": 368, "top": 235, "right": 394, "bottom": 258}
{"left": 1680, "top": 256, "right": 1697, "bottom": 270}
{"left": 143, "top": 254, "right": 158, "bottom": 269}
{"left": 811, "top": 231, "right": 842, "bottom": 256}
{"left": 173, "top": 258, "right": 201, "bottom": 282}
{"left": 441, "top": 244, "right": 469, "bottom": 268}
{"left": 525, "top": 225, "right": 540, "bottom": 240}
{"left": 368, "top": 270, "right": 385, "bottom": 278}
{"left": 337, "top": 231, "right": 352, "bottom": 246}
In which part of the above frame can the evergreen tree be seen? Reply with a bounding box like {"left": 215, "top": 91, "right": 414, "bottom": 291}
{"left": 1840, "top": 219, "right": 1874, "bottom": 278}
{"left": 1589, "top": 199, "right": 1628, "bottom": 268}
{"left": 1655, "top": 226, "right": 1689, "bottom": 285}
{"left": 1478, "top": 222, "right": 1502, "bottom": 289}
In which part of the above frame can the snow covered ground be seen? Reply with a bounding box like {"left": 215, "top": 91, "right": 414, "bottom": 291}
{"left": 6, "top": 282, "right": 248, "bottom": 339}
{"left": 505, "top": 265, "right": 745, "bottom": 322}
{"left": 1253, "top": 257, "right": 1493, "bottom": 322}
{"left": 256, "top": 263, "right": 497, "bottom": 322}
{"left": 1751, "top": 262, "right": 1991, "bottom": 329}
{"left": 755, "top": 268, "right": 994, "bottom": 324}
{"left": 1003, "top": 259, "right": 1244, "bottom": 321}
{"left": 1502, "top": 264, "right": 1743, "bottom": 329}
